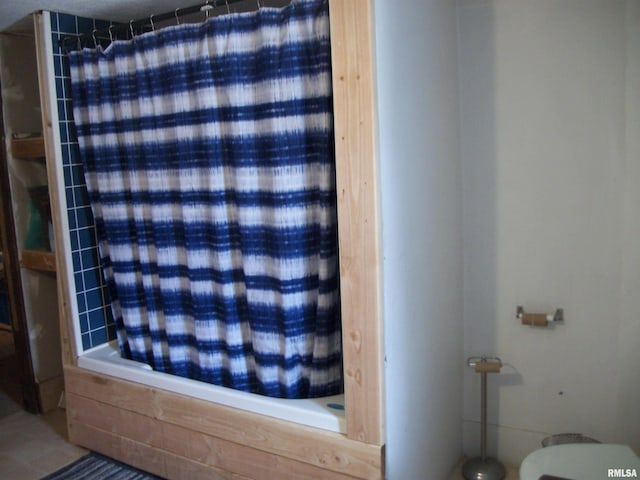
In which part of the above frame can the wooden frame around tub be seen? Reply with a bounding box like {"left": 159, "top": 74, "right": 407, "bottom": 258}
{"left": 329, "top": 0, "right": 384, "bottom": 447}
{"left": 35, "top": 0, "right": 384, "bottom": 478}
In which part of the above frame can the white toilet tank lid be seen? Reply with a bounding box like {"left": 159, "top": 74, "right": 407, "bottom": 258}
{"left": 520, "top": 443, "right": 639, "bottom": 480}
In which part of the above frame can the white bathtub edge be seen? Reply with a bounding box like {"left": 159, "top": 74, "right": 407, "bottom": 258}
{"left": 78, "top": 341, "right": 346, "bottom": 434}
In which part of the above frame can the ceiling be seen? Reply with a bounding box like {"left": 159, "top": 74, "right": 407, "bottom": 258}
{"left": 0, "top": 0, "right": 279, "bottom": 33}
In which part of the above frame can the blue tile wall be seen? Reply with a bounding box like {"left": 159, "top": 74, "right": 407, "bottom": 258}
{"left": 49, "top": 12, "right": 116, "bottom": 351}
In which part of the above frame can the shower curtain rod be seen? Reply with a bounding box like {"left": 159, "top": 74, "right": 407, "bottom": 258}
{"left": 57, "top": 0, "right": 252, "bottom": 49}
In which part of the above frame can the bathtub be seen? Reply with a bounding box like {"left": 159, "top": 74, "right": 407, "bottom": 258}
{"left": 78, "top": 341, "right": 346, "bottom": 433}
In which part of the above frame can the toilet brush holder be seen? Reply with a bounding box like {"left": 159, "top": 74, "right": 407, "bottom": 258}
{"left": 462, "top": 356, "right": 506, "bottom": 480}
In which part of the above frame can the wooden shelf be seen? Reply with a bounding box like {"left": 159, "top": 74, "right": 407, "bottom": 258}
{"left": 11, "top": 136, "right": 45, "bottom": 159}
{"left": 21, "top": 249, "right": 56, "bottom": 273}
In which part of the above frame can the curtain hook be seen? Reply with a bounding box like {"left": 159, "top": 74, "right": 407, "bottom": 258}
{"left": 175, "top": 8, "right": 181, "bottom": 25}
{"left": 150, "top": 14, "right": 155, "bottom": 31}
{"left": 226, "top": 0, "right": 231, "bottom": 14}
{"left": 76, "top": 35, "right": 82, "bottom": 51}
{"left": 91, "top": 19, "right": 97, "bottom": 49}
{"left": 108, "top": 23, "right": 114, "bottom": 42}
{"left": 130, "top": 20, "right": 135, "bottom": 38}
{"left": 257, "top": 0, "right": 262, "bottom": 9}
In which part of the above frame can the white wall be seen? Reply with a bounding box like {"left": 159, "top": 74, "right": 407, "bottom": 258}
{"left": 616, "top": 0, "right": 640, "bottom": 453}
{"left": 375, "top": 0, "right": 463, "bottom": 478}
{"left": 458, "top": 0, "right": 639, "bottom": 465}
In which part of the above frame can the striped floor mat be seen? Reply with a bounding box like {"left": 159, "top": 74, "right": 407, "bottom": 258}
{"left": 41, "top": 453, "right": 165, "bottom": 480}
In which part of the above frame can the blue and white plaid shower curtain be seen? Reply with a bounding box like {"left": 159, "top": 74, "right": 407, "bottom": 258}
{"left": 68, "top": 0, "right": 342, "bottom": 398}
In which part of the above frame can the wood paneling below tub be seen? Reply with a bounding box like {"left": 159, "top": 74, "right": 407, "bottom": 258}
{"left": 65, "top": 366, "right": 383, "bottom": 480}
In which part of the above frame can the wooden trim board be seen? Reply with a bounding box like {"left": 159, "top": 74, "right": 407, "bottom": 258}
{"left": 329, "top": 0, "right": 384, "bottom": 445}
{"left": 10, "top": 136, "right": 46, "bottom": 159}
{"left": 65, "top": 366, "right": 383, "bottom": 480}
{"left": 34, "top": 12, "right": 77, "bottom": 365}
{"left": 21, "top": 249, "right": 56, "bottom": 272}
{"left": 69, "top": 421, "right": 254, "bottom": 480}
{"left": 68, "top": 395, "right": 359, "bottom": 480}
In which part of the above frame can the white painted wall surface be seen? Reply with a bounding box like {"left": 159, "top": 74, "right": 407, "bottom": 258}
{"left": 616, "top": 0, "right": 640, "bottom": 453}
{"left": 375, "top": 0, "right": 463, "bottom": 478}
{"left": 458, "top": 0, "right": 639, "bottom": 465}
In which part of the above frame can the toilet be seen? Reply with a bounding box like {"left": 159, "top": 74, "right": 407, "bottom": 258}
{"left": 520, "top": 443, "right": 639, "bottom": 480}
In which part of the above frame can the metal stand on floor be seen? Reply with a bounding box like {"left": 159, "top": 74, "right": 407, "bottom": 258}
{"left": 462, "top": 356, "right": 506, "bottom": 480}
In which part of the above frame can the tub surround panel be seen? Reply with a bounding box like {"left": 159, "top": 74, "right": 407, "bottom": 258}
{"left": 69, "top": 422, "right": 250, "bottom": 480}
{"left": 64, "top": 366, "right": 382, "bottom": 480}
{"left": 68, "top": 398, "right": 363, "bottom": 480}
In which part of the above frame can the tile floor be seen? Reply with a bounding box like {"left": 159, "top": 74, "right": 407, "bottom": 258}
{"left": 0, "top": 405, "right": 88, "bottom": 480}
{"left": 0, "top": 328, "right": 88, "bottom": 480}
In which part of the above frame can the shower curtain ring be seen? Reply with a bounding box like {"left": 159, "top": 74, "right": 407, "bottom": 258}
{"left": 226, "top": 0, "right": 231, "bottom": 14}
{"left": 108, "top": 24, "right": 114, "bottom": 42}
{"left": 175, "top": 8, "right": 181, "bottom": 25}
{"left": 202, "top": 0, "right": 212, "bottom": 18}
{"left": 92, "top": 29, "right": 98, "bottom": 48}
{"left": 150, "top": 14, "right": 155, "bottom": 31}
{"left": 130, "top": 20, "right": 135, "bottom": 38}
{"left": 257, "top": 0, "right": 262, "bottom": 9}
